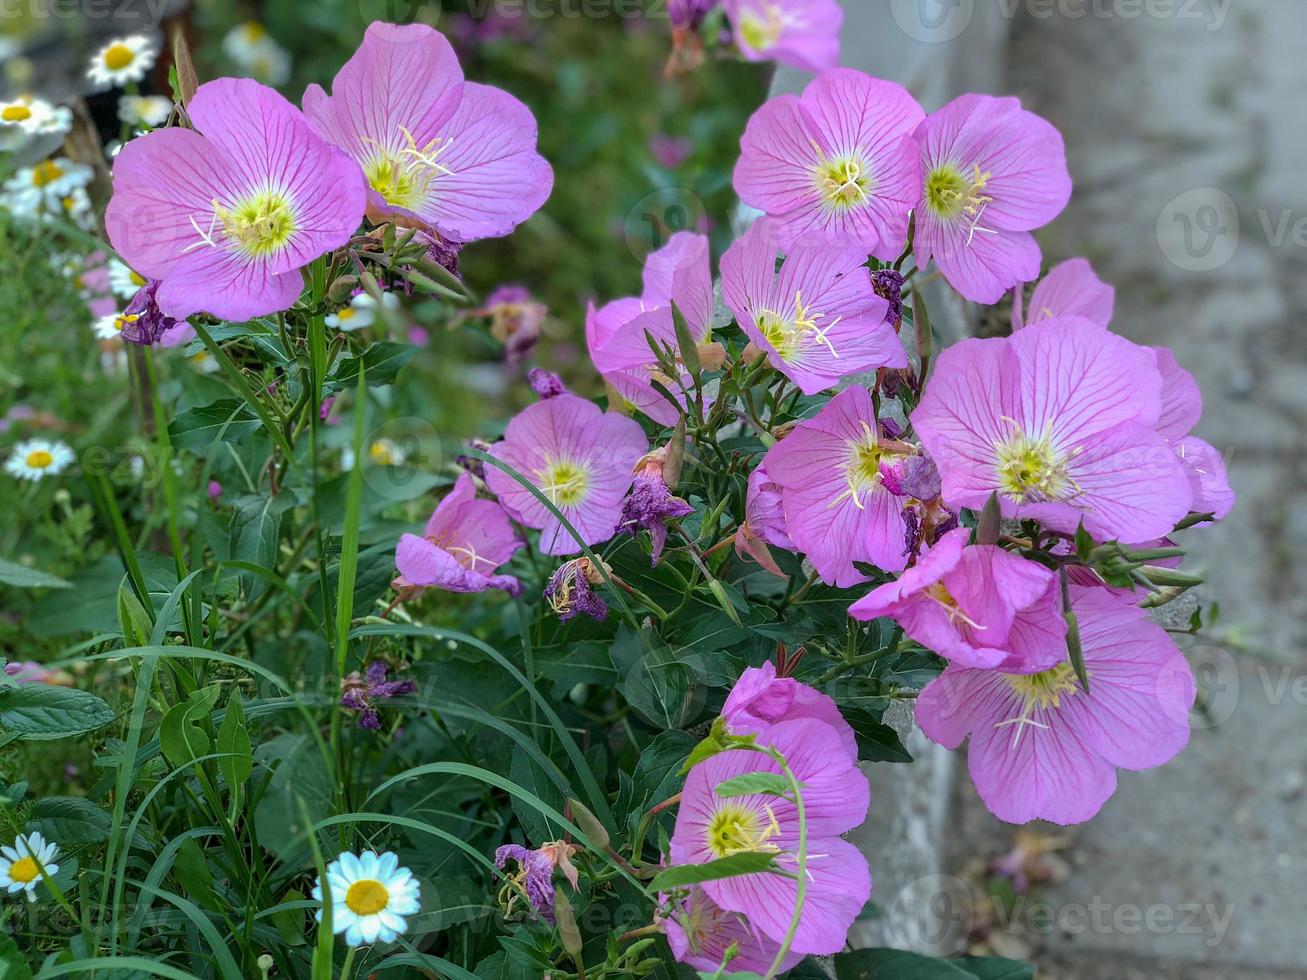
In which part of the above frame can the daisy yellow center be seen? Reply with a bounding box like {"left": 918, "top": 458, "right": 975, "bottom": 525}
{"left": 540, "top": 459, "right": 589, "bottom": 507}
{"left": 813, "top": 152, "right": 872, "bottom": 210}
{"left": 25, "top": 450, "right": 54, "bottom": 470}
{"left": 738, "top": 6, "right": 783, "bottom": 50}
{"left": 1008, "top": 662, "right": 1080, "bottom": 711}
{"left": 706, "top": 803, "right": 780, "bottom": 859}
{"left": 344, "top": 878, "right": 389, "bottom": 916}
{"left": 8, "top": 856, "right": 39, "bottom": 883}
{"left": 3, "top": 105, "right": 31, "bottom": 122}
{"left": 103, "top": 43, "right": 136, "bottom": 70}
{"left": 217, "top": 189, "right": 296, "bottom": 257}
{"left": 368, "top": 441, "right": 397, "bottom": 464}
{"left": 242, "top": 22, "right": 266, "bottom": 41}
{"left": 364, "top": 128, "right": 455, "bottom": 210}
{"left": 994, "top": 426, "right": 1075, "bottom": 503}
{"left": 925, "top": 162, "right": 993, "bottom": 223}
{"left": 32, "top": 161, "right": 62, "bottom": 187}
{"left": 337, "top": 308, "right": 357, "bottom": 322}
{"left": 130, "top": 270, "right": 146, "bottom": 286}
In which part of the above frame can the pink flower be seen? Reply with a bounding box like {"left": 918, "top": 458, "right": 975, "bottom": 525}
{"left": 912, "top": 316, "right": 1193, "bottom": 543}
{"left": 734, "top": 462, "right": 795, "bottom": 577}
{"left": 722, "top": 661, "right": 858, "bottom": 760}
{"left": 761, "top": 386, "right": 913, "bottom": 586}
{"left": 913, "top": 94, "right": 1072, "bottom": 304}
{"left": 395, "top": 473, "right": 524, "bottom": 595}
{"left": 1012, "top": 257, "right": 1114, "bottom": 330}
{"left": 849, "top": 527, "right": 1066, "bottom": 672}
{"left": 1152, "top": 348, "right": 1235, "bottom": 522}
{"left": 734, "top": 69, "right": 924, "bottom": 257}
{"left": 915, "top": 587, "right": 1195, "bottom": 825}
{"left": 303, "top": 22, "right": 553, "bottom": 243}
{"left": 586, "top": 233, "right": 714, "bottom": 426}
{"left": 721, "top": 219, "right": 906, "bottom": 395}
{"left": 664, "top": 885, "right": 803, "bottom": 974}
{"left": 669, "top": 718, "right": 871, "bottom": 955}
{"left": 106, "top": 78, "right": 366, "bottom": 321}
{"left": 484, "top": 394, "right": 647, "bottom": 555}
{"left": 724, "top": 0, "right": 842, "bottom": 73}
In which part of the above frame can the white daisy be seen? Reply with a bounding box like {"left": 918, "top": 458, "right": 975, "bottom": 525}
{"left": 222, "top": 23, "right": 292, "bottom": 86}
{"left": 325, "top": 291, "right": 399, "bottom": 332}
{"left": 2, "top": 158, "right": 94, "bottom": 216}
{"left": 0, "top": 96, "right": 72, "bottom": 149}
{"left": 5, "top": 440, "right": 73, "bottom": 482}
{"left": 117, "top": 94, "right": 172, "bottom": 129}
{"left": 313, "top": 850, "right": 420, "bottom": 947}
{"left": 188, "top": 349, "right": 221, "bottom": 375}
{"left": 342, "top": 439, "right": 407, "bottom": 471}
{"left": 108, "top": 258, "right": 148, "bottom": 299}
{"left": 94, "top": 311, "right": 140, "bottom": 340}
{"left": 86, "top": 35, "right": 158, "bottom": 89}
{"left": 0, "top": 833, "right": 60, "bottom": 902}
{"left": 59, "top": 187, "right": 96, "bottom": 230}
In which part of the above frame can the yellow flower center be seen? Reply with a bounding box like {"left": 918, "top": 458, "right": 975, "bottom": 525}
{"left": 738, "top": 5, "right": 783, "bottom": 50}
{"left": 831, "top": 420, "right": 899, "bottom": 511}
{"left": 2, "top": 105, "right": 32, "bottom": 122}
{"left": 1008, "top": 662, "right": 1081, "bottom": 710}
{"left": 344, "top": 878, "right": 389, "bottom": 916}
{"left": 103, "top": 43, "right": 136, "bottom": 71}
{"left": 25, "top": 450, "right": 54, "bottom": 470}
{"left": 364, "top": 128, "right": 455, "bottom": 210}
{"left": 216, "top": 189, "right": 296, "bottom": 257}
{"left": 9, "top": 856, "right": 39, "bottom": 883}
{"left": 994, "top": 425, "right": 1077, "bottom": 504}
{"left": 368, "top": 441, "right": 398, "bottom": 465}
{"left": 32, "top": 161, "right": 62, "bottom": 187}
{"left": 706, "top": 803, "right": 780, "bottom": 859}
{"left": 539, "top": 459, "right": 589, "bottom": 508}
{"left": 813, "top": 151, "right": 873, "bottom": 211}
{"left": 337, "top": 308, "right": 356, "bottom": 322}
{"left": 241, "top": 21, "right": 266, "bottom": 41}
{"left": 925, "top": 162, "right": 994, "bottom": 227}
{"left": 756, "top": 291, "right": 841, "bottom": 363}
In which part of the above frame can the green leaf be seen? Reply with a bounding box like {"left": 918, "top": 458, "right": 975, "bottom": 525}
{"left": 976, "top": 491, "right": 1001, "bottom": 546}
{"left": 173, "top": 837, "right": 218, "bottom": 911}
{"left": 648, "top": 852, "right": 781, "bottom": 891}
{"left": 844, "top": 708, "right": 914, "bottom": 764}
{"left": 1074, "top": 521, "right": 1094, "bottom": 562}
{"left": 833, "top": 949, "right": 1035, "bottom": 980}
{"left": 26, "top": 796, "right": 111, "bottom": 844}
{"left": 0, "top": 557, "right": 70, "bottom": 590}
{"left": 271, "top": 888, "right": 309, "bottom": 946}
{"left": 0, "top": 932, "right": 33, "bottom": 980}
{"left": 956, "top": 957, "right": 1036, "bottom": 980}
{"left": 229, "top": 493, "right": 294, "bottom": 600}
{"left": 672, "top": 301, "right": 701, "bottom": 377}
{"left": 328, "top": 342, "right": 417, "bottom": 389}
{"left": 714, "top": 772, "right": 792, "bottom": 798}
{"left": 167, "top": 398, "right": 260, "bottom": 451}
{"left": 117, "top": 583, "right": 154, "bottom": 648}
{"left": 0, "top": 685, "right": 114, "bottom": 741}
{"left": 217, "top": 692, "right": 253, "bottom": 798}
{"left": 159, "top": 685, "right": 221, "bottom": 769}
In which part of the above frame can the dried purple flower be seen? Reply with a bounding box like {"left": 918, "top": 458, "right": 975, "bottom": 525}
{"left": 620, "top": 447, "right": 693, "bottom": 564}
{"left": 119, "top": 279, "right": 184, "bottom": 345}
{"left": 340, "top": 660, "right": 417, "bottom": 730}
{"left": 872, "top": 268, "right": 905, "bottom": 331}
{"left": 494, "top": 840, "right": 579, "bottom": 922}
{"left": 544, "top": 557, "right": 608, "bottom": 624}
{"left": 527, "top": 368, "right": 567, "bottom": 400}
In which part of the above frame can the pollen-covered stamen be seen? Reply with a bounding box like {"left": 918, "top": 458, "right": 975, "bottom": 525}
{"left": 993, "top": 419, "right": 1081, "bottom": 504}
{"left": 925, "top": 162, "right": 994, "bottom": 244}
{"left": 811, "top": 139, "right": 874, "bottom": 211}
{"left": 756, "top": 292, "right": 841, "bottom": 363}
{"left": 538, "top": 458, "right": 590, "bottom": 507}
{"left": 363, "top": 128, "right": 457, "bottom": 210}
{"left": 924, "top": 581, "right": 986, "bottom": 631}
{"left": 996, "top": 662, "right": 1082, "bottom": 747}
{"left": 185, "top": 188, "right": 297, "bottom": 258}
{"left": 831, "top": 420, "right": 896, "bottom": 511}
{"left": 793, "top": 291, "right": 841, "bottom": 359}
{"left": 705, "top": 802, "right": 782, "bottom": 858}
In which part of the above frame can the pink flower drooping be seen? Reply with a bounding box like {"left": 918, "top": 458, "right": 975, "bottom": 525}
{"left": 1012, "top": 257, "right": 1115, "bottom": 330}
{"left": 664, "top": 885, "right": 803, "bottom": 975}
{"left": 915, "top": 587, "right": 1196, "bottom": 825}
{"left": 723, "top": 0, "right": 842, "bottom": 74}
{"left": 670, "top": 718, "right": 871, "bottom": 955}
{"left": 484, "top": 394, "right": 647, "bottom": 555}
{"left": 734, "top": 69, "right": 925, "bottom": 257}
{"left": 849, "top": 527, "right": 1067, "bottom": 672}
{"left": 722, "top": 660, "right": 858, "bottom": 760}
{"left": 762, "top": 386, "right": 913, "bottom": 586}
{"left": 1152, "top": 348, "right": 1236, "bottom": 522}
{"left": 106, "top": 78, "right": 366, "bottom": 321}
{"left": 734, "top": 462, "right": 795, "bottom": 577}
{"left": 303, "top": 22, "right": 553, "bottom": 243}
{"left": 913, "top": 95, "right": 1072, "bottom": 304}
{"left": 912, "top": 316, "right": 1193, "bottom": 543}
{"left": 394, "top": 473, "right": 524, "bottom": 596}
{"left": 587, "top": 232, "right": 716, "bottom": 426}
{"left": 721, "top": 219, "right": 906, "bottom": 395}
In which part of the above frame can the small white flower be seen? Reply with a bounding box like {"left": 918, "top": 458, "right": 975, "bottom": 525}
{"left": 87, "top": 35, "right": 158, "bottom": 89}
{"left": 117, "top": 94, "right": 172, "bottom": 129}
{"left": 2, "top": 158, "right": 94, "bottom": 216}
{"left": 325, "top": 291, "right": 399, "bottom": 332}
{"left": 222, "top": 23, "right": 292, "bottom": 86}
{"left": 0, "top": 96, "right": 71, "bottom": 150}
{"left": 108, "top": 258, "right": 148, "bottom": 299}
{"left": 188, "top": 349, "right": 221, "bottom": 375}
{"left": 0, "top": 833, "right": 60, "bottom": 902}
{"left": 313, "top": 850, "right": 420, "bottom": 947}
{"left": 341, "top": 438, "right": 407, "bottom": 471}
{"left": 94, "top": 310, "right": 141, "bottom": 340}
{"left": 5, "top": 440, "right": 73, "bottom": 482}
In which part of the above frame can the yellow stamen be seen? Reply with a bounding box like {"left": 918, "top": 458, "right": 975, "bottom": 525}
{"left": 32, "top": 161, "right": 62, "bottom": 187}
{"left": 103, "top": 43, "right": 136, "bottom": 71}
{"left": 706, "top": 803, "right": 781, "bottom": 858}
{"left": 8, "top": 856, "right": 39, "bottom": 883}
{"left": 2, "top": 105, "right": 32, "bottom": 122}
{"left": 538, "top": 459, "right": 589, "bottom": 507}
{"left": 344, "top": 879, "right": 389, "bottom": 916}
{"left": 24, "top": 451, "right": 54, "bottom": 470}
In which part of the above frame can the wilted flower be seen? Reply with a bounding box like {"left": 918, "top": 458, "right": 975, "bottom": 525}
{"left": 664, "top": 884, "right": 802, "bottom": 974}
{"left": 4, "top": 661, "right": 73, "bottom": 685}
{"left": 340, "top": 661, "right": 417, "bottom": 730}
{"left": 526, "top": 368, "right": 567, "bottom": 400}
{"left": 87, "top": 35, "right": 157, "bottom": 89}
{"left": 0, "top": 832, "right": 60, "bottom": 902}
{"left": 620, "top": 446, "right": 694, "bottom": 563}
{"left": 913, "top": 94, "right": 1071, "bottom": 303}
{"left": 544, "top": 557, "right": 609, "bottom": 624}
{"left": 481, "top": 285, "right": 547, "bottom": 362}
{"left": 669, "top": 0, "right": 718, "bottom": 29}
{"left": 106, "top": 78, "right": 367, "bottom": 321}
{"left": 494, "top": 840, "right": 578, "bottom": 922}
{"left": 313, "top": 850, "right": 420, "bottom": 946}
{"left": 734, "top": 462, "right": 795, "bottom": 577}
